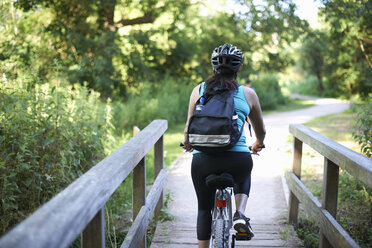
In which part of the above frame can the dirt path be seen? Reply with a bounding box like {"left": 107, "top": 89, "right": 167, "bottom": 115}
{"left": 150, "top": 97, "right": 350, "bottom": 248}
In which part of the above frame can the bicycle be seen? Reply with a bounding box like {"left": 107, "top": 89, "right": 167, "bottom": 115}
{"left": 180, "top": 143, "right": 264, "bottom": 248}
{"left": 207, "top": 172, "right": 254, "bottom": 248}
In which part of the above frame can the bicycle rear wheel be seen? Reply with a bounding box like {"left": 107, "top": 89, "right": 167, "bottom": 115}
{"left": 212, "top": 219, "right": 225, "bottom": 248}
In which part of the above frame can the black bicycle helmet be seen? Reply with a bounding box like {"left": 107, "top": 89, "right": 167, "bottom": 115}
{"left": 211, "top": 44, "right": 244, "bottom": 73}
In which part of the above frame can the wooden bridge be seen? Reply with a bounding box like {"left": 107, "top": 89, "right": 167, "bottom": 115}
{"left": 0, "top": 119, "right": 371, "bottom": 248}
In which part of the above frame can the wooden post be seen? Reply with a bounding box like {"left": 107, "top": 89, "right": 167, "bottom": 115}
{"left": 288, "top": 137, "right": 303, "bottom": 226}
{"left": 133, "top": 157, "right": 146, "bottom": 248}
{"left": 133, "top": 126, "right": 140, "bottom": 136}
{"left": 81, "top": 208, "right": 105, "bottom": 248}
{"left": 154, "top": 135, "right": 164, "bottom": 220}
{"left": 320, "top": 158, "right": 339, "bottom": 248}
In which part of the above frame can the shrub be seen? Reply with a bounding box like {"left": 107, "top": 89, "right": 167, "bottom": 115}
{"left": 112, "top": 77, "right": 194, "bottom": 132}
{"left": 0, "top": 80, "right": 113, "bottom": 234}
{"left": 352, "top": 99, "right": 372, "bottom": 158}
{"left": 249, "top": 73, "right": 286, "bottom": 110}
{"left": 338, "top": 170, "right": 372, "bottom": 248}
{"left": 287, "top": 76, "right": 320, "bottom": 97}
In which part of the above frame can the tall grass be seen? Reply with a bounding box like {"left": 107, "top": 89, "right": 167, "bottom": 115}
{"left": 0, "top": 80, "right": 114, "bottom": 234}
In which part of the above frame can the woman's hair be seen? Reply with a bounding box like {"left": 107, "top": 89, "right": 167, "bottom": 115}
{"left": 204, "top": 70, "right": 238, "bottom": 98}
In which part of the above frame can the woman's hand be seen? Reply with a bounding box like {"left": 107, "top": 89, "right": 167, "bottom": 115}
{"left": 251, "top": 140, "right": 265, "bottom": 153}
{"left": 181, "top": 140, "right": 194, "bottom": 152}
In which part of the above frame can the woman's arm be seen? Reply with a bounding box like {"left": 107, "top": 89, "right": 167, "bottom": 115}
{"left": 244, "top": 87, "right": 266, "bottom": 152}
{"left": 183, "top": 84, "right": 201, "bottom": 151}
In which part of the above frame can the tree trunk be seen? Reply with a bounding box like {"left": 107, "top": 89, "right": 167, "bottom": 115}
{"left": 316, "top": 72, "right": 324, "bottom": 92}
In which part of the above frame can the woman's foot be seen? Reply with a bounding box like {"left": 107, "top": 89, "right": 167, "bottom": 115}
{"left": 233, "top": 210, "right": 254, "bottom": 238}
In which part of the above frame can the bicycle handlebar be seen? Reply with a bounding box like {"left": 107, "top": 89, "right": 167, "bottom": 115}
{"left": 180, "top": 143, "right": 265, "bottom": 155}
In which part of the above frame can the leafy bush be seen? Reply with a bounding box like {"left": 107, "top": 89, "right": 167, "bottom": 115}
{"left": 249, "top": 73, "right": 286, "bottom": 110}
{"left": 338, "top": 170, "right": 372, "bottom": 248}
{"left": 112, "top": 77, "right": 194, "bottom": 132}
{"left": 352, "top": 99, "right": 371, "bottom": 157}
{"left": 297, "top": 215, "right": 319, "bottom": 248}
{"left": 0, "top": 80, "right": 113, "bottom": 234}
{"left": 287, "top": 76, "right": 321, "bottom": 97}
{"left": 287, "top": 75, "right": 344, "bottom": 98}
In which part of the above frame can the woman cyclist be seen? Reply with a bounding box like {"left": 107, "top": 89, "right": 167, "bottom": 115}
{"left": 182, "top": 44, "right": 266, "bottom": 248}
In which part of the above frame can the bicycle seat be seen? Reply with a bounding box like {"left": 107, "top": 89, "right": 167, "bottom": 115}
{"left": 206, "top": 173, "right": 234, "bottom": 189}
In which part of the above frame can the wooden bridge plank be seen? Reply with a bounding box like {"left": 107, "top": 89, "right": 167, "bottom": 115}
{"left": 0, "top": 120, "right": 167, "bottom": 248}
{"left": 151, "top": 221, "right": 297, "bottom": 248}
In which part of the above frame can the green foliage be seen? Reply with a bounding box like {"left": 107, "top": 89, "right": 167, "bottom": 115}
{"left": 299, "top": 31, "right": 327, "bottom": 92}
{"left": 249, "top": 73, "right": 286, "bottom": 110}
{"left": 287, "top": 76, "right": 320, "bottom": 97}
{"left": 338, "top": 170, "right": 372, "bottom": 248}
{"left": 0, "top": 80, "right": 113, "bottom": 234}
{"left": 297, "top": 215, "right": 319, "bottom": 248}
{"left": 2, "top": 0, "right": 311, "bottom": 99}
{"left": 112, "top": 77, "right": 194, "bottom": 132}
{"left": 318, "top": 0, "right": 372, "bottom": 98}
{"left": 8, "top": 0, "right": 192, "bottom": 98}
{"left": 237, "top": 0, "right": 308, "bottom": 72}
{"left": 352, "top": 100, "right": 372, "bottom": 157}
{"left": 288, "top": 75, "right": 340, "bottom": 97}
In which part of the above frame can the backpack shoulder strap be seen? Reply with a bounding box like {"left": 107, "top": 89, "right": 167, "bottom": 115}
{"left": 199, "top": 82, "right": 205, "bottom": 96}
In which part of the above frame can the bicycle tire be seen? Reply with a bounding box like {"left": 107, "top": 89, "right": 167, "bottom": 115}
{"left": 213, "top": 219, "right": 225, "bottom": 248}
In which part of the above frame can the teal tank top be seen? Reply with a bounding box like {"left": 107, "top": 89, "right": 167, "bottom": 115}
{"left": 193, "top": 82, "right": 251, "bottom": 154}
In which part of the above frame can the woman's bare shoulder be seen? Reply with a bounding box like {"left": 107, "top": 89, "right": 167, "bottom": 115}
{"left": 243, "top": 86, "right": 258, "bottom": 100}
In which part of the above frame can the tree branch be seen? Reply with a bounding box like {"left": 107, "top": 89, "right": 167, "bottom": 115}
{"left": 359, "top": 39, "right": 372, "bottom": 68}
{"left": 115, "top": 12, "right": 155, "bottom": 28}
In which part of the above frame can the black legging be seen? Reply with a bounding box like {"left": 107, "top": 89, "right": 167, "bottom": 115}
{"left": 191, "top": 152, "right": 253, "bottom": 240}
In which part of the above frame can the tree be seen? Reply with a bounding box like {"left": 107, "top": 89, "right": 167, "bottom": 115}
{"left": 299, "top": 31, "right": 328, "bottom": 92}
{"left": 319, "top": 0, "right": 372, "bottom": 98}
{"left": 14, "top": 0, "right": 190, "bottom": 97}
{"left": 237, "top": 0, "right": 308, "bottom": 72}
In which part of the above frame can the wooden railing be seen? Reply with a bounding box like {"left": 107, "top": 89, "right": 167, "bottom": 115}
{"left": 286, "top": 124, "right": 372, "bottom": 248}
{"left": 0, "top": 120, "right": 168, "bottom": 248}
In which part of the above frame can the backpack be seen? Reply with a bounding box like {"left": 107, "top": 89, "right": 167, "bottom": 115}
{"left": 187, "top": 84, "right": 244, "bottom": 153}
